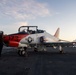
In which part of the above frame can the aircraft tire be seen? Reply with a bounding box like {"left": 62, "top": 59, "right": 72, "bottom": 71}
{"left": 21, "top": 50, "right": 26, "bottom": 56}
{"left": 18, "top": 50, "right": 26, "bottom": 56}
{"left": 60, "top": 51, "right": 64, "bottom": 54}
{"left": 18, "top": 47, "right": 28, "bottom": 56}
{"left": 34, "top": 47, "right": 38, "bottom": 52}
{"left": 18, "top": 50, "right": 22, "bottom": 56}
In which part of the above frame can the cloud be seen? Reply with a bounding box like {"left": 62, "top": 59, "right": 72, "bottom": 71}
{"left": 0, "top": 0, "right": 51, "bottom": 19}
{"left": 14, "top": 22, "right": 28, "bottom": 26}
{"left": 0, "top": 22, "right": 28, "bottom": 34}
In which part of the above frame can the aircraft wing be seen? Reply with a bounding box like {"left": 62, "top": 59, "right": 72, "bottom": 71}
{"left": 43, "top": 41, "right": 76, "bottom": 47}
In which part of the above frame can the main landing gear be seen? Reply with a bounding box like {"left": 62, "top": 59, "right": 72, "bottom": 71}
{"left": 18, "top": 47, "right": 28, "bottom": 56}
{"left": 34, "top": 45, "right": 47, "bottom": 52}
{"left": 59, "top": 46, "right": 64, "bottom": 54}
{"left": 34, "top": 47, "right": 38, "bottom": 52}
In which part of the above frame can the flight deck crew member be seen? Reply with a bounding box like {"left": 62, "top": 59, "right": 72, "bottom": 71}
{"left": 0, "top": 31, "right": 3, "bottom": 57}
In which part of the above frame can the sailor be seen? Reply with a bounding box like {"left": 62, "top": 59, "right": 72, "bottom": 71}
{"left": 0, "top": 31, "right": 3, "bottom": 57}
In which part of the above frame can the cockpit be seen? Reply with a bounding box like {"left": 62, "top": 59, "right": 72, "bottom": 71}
{"left": 18, "top": 26, "right": 45, "bottom": 34}
{"left": 37, "top": 29, "right": 44, "bottom": 33}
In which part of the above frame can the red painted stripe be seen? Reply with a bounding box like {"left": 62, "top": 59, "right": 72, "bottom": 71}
{"left": 9, "top": 41, "right": 19, "bottom": 47}
{"left": 3, "top": 34, "right": 29, "bottom": 47}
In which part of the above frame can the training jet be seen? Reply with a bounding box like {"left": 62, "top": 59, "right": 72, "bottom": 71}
{"left": 1, "top": 26, "right": 75, "bottom": 56}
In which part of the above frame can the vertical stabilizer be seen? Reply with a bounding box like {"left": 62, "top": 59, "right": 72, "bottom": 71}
{"left": 54, "top": 28, "right": 60, "bottom": 38}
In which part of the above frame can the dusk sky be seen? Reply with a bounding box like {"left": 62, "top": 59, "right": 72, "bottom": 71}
{"left": 0, "top": 0, "right": 76, "bottom": 41}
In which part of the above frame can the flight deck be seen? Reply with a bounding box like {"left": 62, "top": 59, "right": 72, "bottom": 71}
{"left": 0, "top": 47, "right": 76, "bottom": 75}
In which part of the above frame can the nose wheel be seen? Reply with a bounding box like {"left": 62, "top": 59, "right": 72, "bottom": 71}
{"left": 18, "top": 47, "right": 28, "bottom": 56}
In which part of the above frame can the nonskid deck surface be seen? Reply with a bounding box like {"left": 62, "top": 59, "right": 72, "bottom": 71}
{"left": 0, "top": 47, "right": 76, "bottom": 75}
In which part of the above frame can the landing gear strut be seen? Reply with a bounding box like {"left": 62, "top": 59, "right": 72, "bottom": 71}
{"left": 34, "top": 46, "right": 38, "bottom": 52}
{"left": 18, "top": 47, "right": 28, "bottom": 56}
{"left": 59, "top": 46, "right": 64, "bottom": 54}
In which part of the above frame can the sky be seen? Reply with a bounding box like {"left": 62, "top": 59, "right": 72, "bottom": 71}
{"left": 0, "top": 0, "right": 76, "bottom": 41}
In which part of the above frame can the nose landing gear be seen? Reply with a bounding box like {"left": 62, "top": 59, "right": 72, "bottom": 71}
{"left": 18, "top": 47, "right": 28, "bottom": 56}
